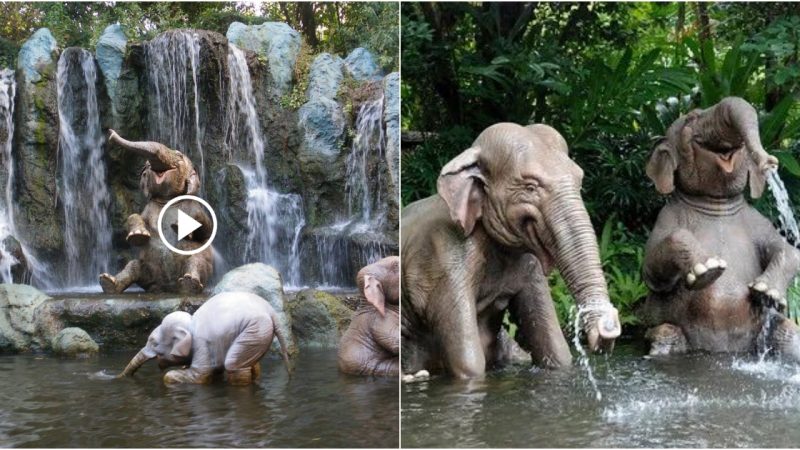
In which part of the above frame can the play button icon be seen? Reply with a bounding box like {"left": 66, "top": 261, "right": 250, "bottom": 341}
{"left": 176, "top": 210, "right": 203, "bottom": 241}
{"left": 157, "top": 195, "right": 218, "bottom": 255}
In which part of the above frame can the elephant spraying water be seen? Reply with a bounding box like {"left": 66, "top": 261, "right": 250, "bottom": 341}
{"left": 99, "top": 130, "right": 213, "bottom": 294}
{"left": 119, "top": 291, "right": 291, "bottom": 385}
{"left": 401, "top": 123, "right": 620, "bottom": 379}
{"left": 641, "top": 97, "right": 800, "bottom": 360}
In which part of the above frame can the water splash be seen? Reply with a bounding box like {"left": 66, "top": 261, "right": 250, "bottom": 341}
{"left": 572, "top": 306, "right": 602, "bottom": 400}
{"left": 767, "top": 169, "right": 800, "bottom": 245}
{"left": 0, "top": 69, "right": 18, "bottom": 283}
{"left": 146, "top": 30, "right": 205, "bottom": 191}
{"left": 225, "top": 44, "right": 306, "bottom": 286}
{"left": 57, "top": 48, "right": 112, "bottom": 286}
{"left": 345, "top": 96, "right": 385, "bottom": 225}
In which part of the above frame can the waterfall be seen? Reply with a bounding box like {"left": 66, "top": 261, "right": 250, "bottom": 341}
{"left": 145, "top": 30, "right": 205, "bottom": 190}
{"left": 57, "top": 48, "right": 113, "bottom": 286}
{"left": 0, "top": 69, "right": 17, "bottom": 283}
{"left": 225, "top": 44, "right": 306, "bottom": 286}
{"left": 345, "top": 96, "right": 385, "bottom": 226}
{"left": 766, "top": 169, "right": 800, "bottom": 323}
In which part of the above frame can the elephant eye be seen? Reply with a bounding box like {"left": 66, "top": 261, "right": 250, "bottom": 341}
{"left": 525, "top": 183, "right": 538, "bottom": 193}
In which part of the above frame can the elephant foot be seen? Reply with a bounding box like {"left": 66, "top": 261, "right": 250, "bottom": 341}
{"left": 99, "top": 273, "right": 121, "bottom": 294}
{"left": 163, "top": 368, "right": 212, "bottom": 384}
{"left": 402, "top": 369, "right": 430, "bottom": 383}
{"left": 645, "top": 323, "right": 688, "bottom": 356}
{"left": 126, "top": 229, "right": 151, "bottom": 246}
{"left": 685, "top": 256, "right": 726, "bottom": 290}
{"left": 749, "top": 278, "right": 787, "bottom": 312}
{"left": 178, "top": 274, "right": 203, "bottom": 294}
{"left": 226, "top": 368, "right": 254, "bottom": 386}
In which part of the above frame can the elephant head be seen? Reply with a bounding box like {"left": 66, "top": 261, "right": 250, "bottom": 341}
{"left": 437, "top": 123, "right": 620, "bottom": 352}
{"left": 108, "top": 129, "right": 200, "bottom": 200}
{"left": 119, "top": 311, "right": 193, "bottom": 377}
{"left": 357, "top": 256, "right": 399, "bottom": 316}
{"left": 646, "top": 96, "right": 778, "bottom": 199}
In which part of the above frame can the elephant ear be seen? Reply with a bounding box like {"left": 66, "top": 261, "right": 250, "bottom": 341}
{"left": 437, "top": 147, "right": 486, "bottom": 236}
{"left": 363, "top": 274, "right": 385, "bottom": 317}
{"left": 185, "top": 167, "right": 200, "bottom": 195}
{"left": 646, "top": 138, "right": 678, "bottom": 194}
{"left": 170, "top": 327, "right": 193, "bottom": 359}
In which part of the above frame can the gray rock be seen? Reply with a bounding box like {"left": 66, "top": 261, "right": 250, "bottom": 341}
{"left": 0, "top": 284, "right": 60, "bottom": 352}
{"left": 213, "top": 263, "right": 297, "bottom": 355}
{"left": 95, "top": 24, "right": 127, "bottom": 116}
{"left": 51, "top": 327, "right": 98, "bottom": 356}
{"left": 298, "top": 97, "right": 345, "bottom": 156}
{"left": 226, "top": 21, "right": 300, "bottom": 97}
{"left": 306, "top": 53, "right": 343, "bottom": 100}
{"left": 286, "top": 289, "right": 353, "bottom": 348}
{"left": 382, "top": 72, "right": 400, "bottom": 219}
{"left": 17, "top": 28, "right": 57, "bottom": 83}
{"left": 344, "top": 48, "right": 381, "bottom": 81}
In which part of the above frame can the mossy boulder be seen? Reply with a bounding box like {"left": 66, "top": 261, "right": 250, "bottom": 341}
{"left": 226, "top": 21, "right": 301, "bottom": 97}
{"left": 51, "top": 327, "right": 99, "bottom": 357}
{"left": 0, "top": 284, "right": 62, "bottom": 352}
{"left": 286, "top": 288, "right": 353, "bottom": 348}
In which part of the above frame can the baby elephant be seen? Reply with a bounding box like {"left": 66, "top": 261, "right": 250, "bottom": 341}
{"left": 119, "top": 292, "right": 290, "bottom": 385}
{"left": 338, "top": 256, "right": 399, "bottom": 376}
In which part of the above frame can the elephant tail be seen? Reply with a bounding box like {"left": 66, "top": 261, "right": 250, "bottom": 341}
{"left": 271, "top": 311, "right": 293, "bottom": 377}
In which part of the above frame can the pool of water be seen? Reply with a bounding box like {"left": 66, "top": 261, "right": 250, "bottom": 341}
{"left": 401, "top": 340, "right": 800, "bottom": 448}
{"left": 0, "top": 349, "right": 398, "bottom": 448}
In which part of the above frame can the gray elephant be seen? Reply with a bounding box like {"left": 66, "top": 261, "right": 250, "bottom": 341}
{"left": 641, "top": 96, "right": 800, "bottom": 360}
{"left": 99, "top": 129, "right": 213, "bottom": 294}
{"left": 401, "top": 123, "right": 621, "bottom": 379}
{"left": 338, "top": 256, "right": 399, "bottom": 376}
{"left": 119, "top": 291, "right": 290, "bottom": 385}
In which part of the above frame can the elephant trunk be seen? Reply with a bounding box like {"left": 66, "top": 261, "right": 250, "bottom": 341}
{"left": 117, "top": 349, "right": 154, "bottom": 378}
{"left": 108, "top": 129, "right": 179, "bottom": 171}
{"left": 697, "top": 97, "right": 776, "bottom": 171}
{"left": 544, "top": 184, "right": 619, "bottom": 343}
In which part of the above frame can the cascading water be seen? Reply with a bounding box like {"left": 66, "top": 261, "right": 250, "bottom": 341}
{"left": 0, "top": 69, "right": 17, "bottom": 283}
{"left": 345, "top": 96, "right": 385, "bottom": 226}
{"left": 57, "top": 48, "right": 113, "bottom": 287}
{"left": 572, "top": 305, "right": 603, "bottom": 401}
{"left": 225, "top": 44, "right": 306, "bottom": 285}
{"left": 146, "top": 30, "right": 205, "bottom": 190}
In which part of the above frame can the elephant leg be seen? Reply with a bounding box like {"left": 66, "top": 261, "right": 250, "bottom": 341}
{"left": 99, "top": 259, "right": 141, "bottom": 294}
{"left": 769, "top": 316, "right": 800, "bottom": 363}
{"left": 645, "top": 323, "right": 688, "bottom": 356}
{"left": 163, "top": 366, "right": 213, "bottom": 384}
{"left": 431, "top": 283, "right": 485, "bottom": 379}
{"left": 644, "top": 228, "right": 725, "bottom": 293}
{"left": 749, "top": 239, "right": 800, "bottom": 312}
{"left": 224, "top": 319, "right": 271, "bottom": 384}
{"left": 370, "top": 357, "right": 399, "bottom": 376}
{"left": 509, "top": 268, "right": 572, "bottom": 369}
{"left": 178, "top": 253, "right": 211, "bottom": 294}
{"left": 125, "top": 214, "right": 151, "bottom": 246}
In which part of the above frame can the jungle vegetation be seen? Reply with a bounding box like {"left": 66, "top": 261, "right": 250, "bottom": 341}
{"left": 0, "top": 2, "right": 399, "bottom": 72}
{"left": 401, "top": 2, "right": 800, "bottom": 331}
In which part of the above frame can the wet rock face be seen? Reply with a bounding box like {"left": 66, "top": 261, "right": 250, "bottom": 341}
{"left": 226, "top": 21, "right": 301, "bottom": 97}
{"left": 286, "top": 289, "right": 354, "bottom": 348}
{"left": 382, "top": 72, "right": 400, "bottom": 224}
{"left": 95, "top": 24, "right": 127, "bottom": 118}
{"left": 51, "top": 327, "right": 99, "bottom": 356}
{"left": 344, "top": 48, "right": 382, "bottom": 81}
{"left": 14, "top": 28, "right": 63, "bottom": 266}
{"left": 298, "top": 97, "right": 346, "bottom": 157}
{"left": 0, "top": 284, "right": 61, "bottom": 352}
{"left": 213, "top": 263, "right": 298, "bottom": 355}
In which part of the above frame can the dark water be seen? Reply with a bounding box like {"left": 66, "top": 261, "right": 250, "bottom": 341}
{"left": 0, "top": 349, "right": 398, "bottom": 448}
{"left": 402, "top": 341, "right": 800, "bottom": 448}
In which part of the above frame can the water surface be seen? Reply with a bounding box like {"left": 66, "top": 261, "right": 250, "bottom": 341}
{"left": 0, "top": 349, "right": 398, "bottom": 447}
{"left": 402, "top": 341, "right": 800, "bottom": 447}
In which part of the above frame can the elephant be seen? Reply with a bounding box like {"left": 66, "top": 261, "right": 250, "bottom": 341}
{"left": 641, "top": 96, "right": 800, "bottom": 361}
{"left": 338, "top": 256, "right": 399, "bottom": 376}
{"left": 119, "top": 291, "right": 291, "bottom": 385}
{"left": 401, "top": 123, "right": 621, "bottom": 379}
{"left": 99, "top": 129, "right": 213, "bottom": 294}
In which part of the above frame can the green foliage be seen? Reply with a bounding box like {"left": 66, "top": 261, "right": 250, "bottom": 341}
{"left": 280, "top": 41, "right": 314, "bottom": 110}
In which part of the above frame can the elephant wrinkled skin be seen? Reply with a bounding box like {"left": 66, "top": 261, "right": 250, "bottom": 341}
{"left": 99, "top": 130, "right": 213, "bottom": 294}
{"left": 641, "top": 96, "right": 800, "bottom": 361}
{"left": 338, "top": 256, "right": 400, "bottom": 376}
{"left": 119, "top": 291, "right": 291, "bottom": 385}
{"left": 401, "top": 123, "right": 620, "bottom": 379}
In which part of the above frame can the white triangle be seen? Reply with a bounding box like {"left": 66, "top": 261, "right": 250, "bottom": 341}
{"left": 177, "top": 210, "right": 202, "bottom": 241}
